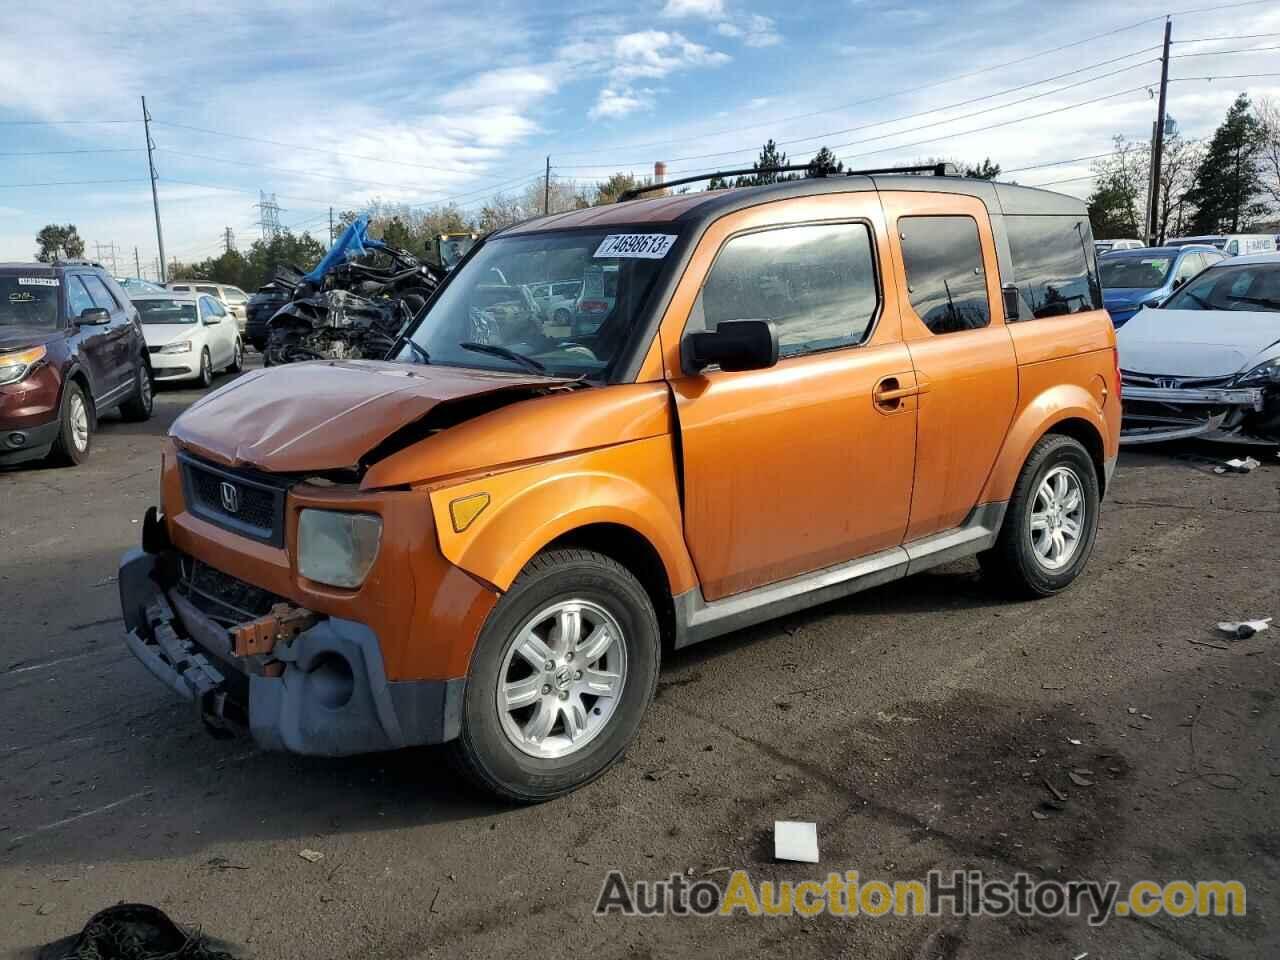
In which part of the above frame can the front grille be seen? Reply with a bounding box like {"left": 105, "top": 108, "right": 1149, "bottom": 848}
{"left": 179, "top": 453, "right": 289, "bottom": 546}
{"left": 1121, "top": 371, "right": 1236, "bottom": 389}
{"left": 176, "top": 556, "right": 285, "bottom": 626}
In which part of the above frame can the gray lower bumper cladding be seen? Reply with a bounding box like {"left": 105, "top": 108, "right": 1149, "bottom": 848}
{"left": 119, "top": 548, "right": 464, "bottom": 756}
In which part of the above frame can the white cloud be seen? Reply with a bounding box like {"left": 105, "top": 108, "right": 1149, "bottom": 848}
{"left": 661, "top": 0, "right": 726, "bottom": 18}
{"left": 716, "top": 13, "right": 782, "bottom": 48}
{"left": 590, "top": 88, "right": 649, "bottom": 120}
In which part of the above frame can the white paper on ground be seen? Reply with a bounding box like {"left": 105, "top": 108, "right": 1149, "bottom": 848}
{"left": 774, "top": 820, "right": 819, "bottom": 863}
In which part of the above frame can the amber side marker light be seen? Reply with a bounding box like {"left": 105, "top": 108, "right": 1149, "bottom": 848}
{"left": 450, "top": 493, "right": 490, "bottom": 532}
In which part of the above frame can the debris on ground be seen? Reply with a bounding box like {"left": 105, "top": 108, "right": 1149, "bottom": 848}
{"left": 774, "top": 821, "right": 820, "bottom": 863}
{"left": 1222, "top": 457, "right": 1261, "bottom": 474}
{"left": 1042, "top": 776, "right": 1068, "bottom": 802}
{"left": 1217, "top": 617, "right": 1272, "bottom": 640}
{"left": 37, "top": 902, "right": 57, "bottom": 916}
{"left": 37, "top": 903, "right": 238, "bottom": 960}
{"left": 1067, "top": 770, "right": 1095, "bottom": 787}
{"left": 1188, "top": 638, "right": 1231, "bottom": 651}
{"left": 298, "top": 849, "right": 325, "bottom": 863}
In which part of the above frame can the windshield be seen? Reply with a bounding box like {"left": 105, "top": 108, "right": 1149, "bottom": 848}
{"left": 1100, "top": 255, "right": 1173, "bottom": 289}
{"left": 0, "top": 272, "right": 61, "bottom": 330}
{"left": 1161, "top": 262, "right": 1280, "bottom": 312}
{"left": 400, "top": 228, "right": 677, "bottom": 380}
{"left": 117, "top": 277, "right": 165, "bottom": 292}
{"left": 136, "top": 299, "right": 198, "bottom": 323}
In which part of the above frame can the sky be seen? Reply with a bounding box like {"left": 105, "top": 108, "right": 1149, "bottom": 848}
{"left": 1, "top": 0, "right": 1278, "bottom": 274}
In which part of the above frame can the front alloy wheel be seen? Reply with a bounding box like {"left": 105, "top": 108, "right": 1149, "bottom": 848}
{"left": 497, "top": 600, "right": 627, "bottom": 759}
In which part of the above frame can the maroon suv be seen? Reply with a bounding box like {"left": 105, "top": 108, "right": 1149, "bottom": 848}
{"left": 0, "top": 262, "right": 153, "bottom": 466}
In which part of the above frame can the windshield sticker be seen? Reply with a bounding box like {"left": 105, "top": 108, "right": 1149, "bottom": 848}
{"left": 9, "top": 291, "right": 36, "bottom": 302}
{"left": 594, "top": 234, "right": 677, "bottom": 259}
{"left": 18, "top": 277, "right": 59, "bottom": 286}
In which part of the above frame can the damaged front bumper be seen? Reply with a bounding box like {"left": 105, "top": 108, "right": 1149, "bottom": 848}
{"left": 1120, "top": 384, "right": 1267, "bottom": 445}
{"left": 119, "top": 532, "right": 465, "bottom": 756}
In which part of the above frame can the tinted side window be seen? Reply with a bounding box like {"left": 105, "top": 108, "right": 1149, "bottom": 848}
{"left": 196, "top": 285, "right": 220, "bottom": 297}
{"left": 66, "top": 277, "right": 95, "bottom": 317}
{"left": 82, "top": 274, "right": 120, "bottom": 311}
{"left": 1005, "top": 215, "right": 1102, "bottom": 319}
{"left": 899, "top": 216, "right": 989, "bottom": 333}
{"left": 698, "top": 222, "right": 880, "bottom": 358}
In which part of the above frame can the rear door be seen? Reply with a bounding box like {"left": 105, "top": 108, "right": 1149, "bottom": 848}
{"left": 879, "top": 192, "right": 1018, "bottom": 540}
{"left": 665, "top": 193, "right": 918, "bottom": 601}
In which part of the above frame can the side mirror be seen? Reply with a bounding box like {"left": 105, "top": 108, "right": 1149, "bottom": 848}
{"left": 78, "top": 306, "right": 110, "bottom": 325}
{"left": 204, "top": 314, "right": 221, "bottom": 325}
{"left": 684, "top": 319, "right": 779, "bottom": 373}
{"left": 1143, "top": 296, "right": 1165, "bottom": 309}
{"left": 1001, "top": 283, "right": 1020, "bottom": 321}
{"left": 1172, "top": 276, "right": 1187, "bottom": 289}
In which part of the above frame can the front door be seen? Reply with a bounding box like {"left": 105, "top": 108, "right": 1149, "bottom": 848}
{"left": 664, "top": 193, "right": 918, "bottom": 602}
{"left": 64, "top": 274, "right": 120, "bottom": 407}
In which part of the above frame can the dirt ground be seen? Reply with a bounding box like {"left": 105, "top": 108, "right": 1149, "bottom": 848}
{"left": 2, "top": 361, "right": 1277, "bottom": 959}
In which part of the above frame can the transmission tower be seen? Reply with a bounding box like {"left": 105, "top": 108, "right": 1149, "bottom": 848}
{"left": 94, "top": 241, "right": 119, "bottom": 275}
{"left": 222, "top": 227, "right": 237, "bottom": 253}
{"left": 255, "top": 191, "right": 284, "bottom": 240}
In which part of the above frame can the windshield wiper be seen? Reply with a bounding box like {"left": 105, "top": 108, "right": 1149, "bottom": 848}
{"left": 458, "top": 342, "right": 546, "bottom": 374}
{"left": 402, "top": 339, "right": 430, "bottom": 365}
{"left": 1227, "top": 295, "right": 1280, "bottom": 310}
{"left": 1178, "top": 290, "right": 1212, "bottom": 309}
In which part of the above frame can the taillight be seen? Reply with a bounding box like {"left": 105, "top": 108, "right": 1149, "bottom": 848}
{"left": 580, "top": 300, "right": 607, "bottom": 314}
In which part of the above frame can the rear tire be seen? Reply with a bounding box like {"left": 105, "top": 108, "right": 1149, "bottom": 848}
{"left": 450, "top": 549, "right": 661, "bottom": 803}
{"left": 119, "top": 363, "right": 154, "bottom": 422}
{"left": 979, "top": 434, "right": 1100, "bottom": 598}
{"left": 51, "top": 381, "right": 91, "bottom": 466}
{"left": 228, "top": 338, "right": 244, "bottom": 373}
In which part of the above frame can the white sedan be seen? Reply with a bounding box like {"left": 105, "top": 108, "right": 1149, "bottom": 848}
{"left": 1117, "top": 252, "right": 1280, "bottom": 444}
{"left": 132, "top": 292, "right": 243, "bottom": 387}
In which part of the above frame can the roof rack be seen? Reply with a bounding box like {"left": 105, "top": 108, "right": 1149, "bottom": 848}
{"left": 617, "top": 162, "right": 961, "bottom": 202}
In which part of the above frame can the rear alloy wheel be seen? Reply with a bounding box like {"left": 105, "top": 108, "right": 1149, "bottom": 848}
{"left": 197, "top": 347, "right": 212, "bottom": 388}
{"left": 553, "top": 307, "right": 571, "bottom": 326}
{"left": 450, "top": 549, "right": 660, "bottom": 802}
{"left": 228, "top": 338, "right": 244, "bottom": 373}
{"left": 51, "top": 381, "right": 91, "bottom": 466}
{"left": 119, "top": 363, "right": 154, "bottom": 422}
{"left": 980, "top": 434, "right": 1100, "bottom": 597}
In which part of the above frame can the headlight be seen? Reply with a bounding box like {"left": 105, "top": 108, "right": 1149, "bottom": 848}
{"left": 1235, "top": 358, "right": 1280, "bottom": 386}
{"left": 297, "top": 509, "right": 382, "bottom": 588}
{"left": 159, "top": 340, "right": 192, "bottom": 354}
{"left": 0, "top": 345, "right": 47, "bottom": 386}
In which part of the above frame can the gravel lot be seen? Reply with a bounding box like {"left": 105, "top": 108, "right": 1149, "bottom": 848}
{"left": 2, "top": 360, "right": 1277, "bottom": 959}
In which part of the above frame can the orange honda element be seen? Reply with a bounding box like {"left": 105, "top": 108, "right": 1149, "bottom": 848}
{"left": 120, "top": 170, "right": 1120, "bottom": 801}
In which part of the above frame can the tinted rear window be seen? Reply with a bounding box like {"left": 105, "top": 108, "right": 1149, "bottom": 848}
{"left": 1005, "top": 216, "right": 1102, "bottom": 319}
{"left": 899, "top": 215, "right": 990, "bottom": 334}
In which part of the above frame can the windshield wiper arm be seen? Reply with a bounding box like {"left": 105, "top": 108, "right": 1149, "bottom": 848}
{"left": 402, "top": 339, "right": 430, "bottom": 365}
{"left": 458, "top": 342, "right": 546, "bottom": 374}
{"left": 1227, "top": 294, "right": 1280, "bottom": 309}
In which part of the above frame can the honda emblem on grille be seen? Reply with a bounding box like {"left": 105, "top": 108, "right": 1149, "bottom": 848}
{"left": 1158, "top": 378, "right": 1179, "bottom": 389}
{"left": 219, "top": 481, "right": 240, "bottom": 514}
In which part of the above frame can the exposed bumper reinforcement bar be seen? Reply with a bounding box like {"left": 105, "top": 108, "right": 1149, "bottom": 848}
{"left": 1121, "top": 385, "right": 1264, "bottom": 409}
{"left": 119, "top": 546, "right": 465, "bottom": 755}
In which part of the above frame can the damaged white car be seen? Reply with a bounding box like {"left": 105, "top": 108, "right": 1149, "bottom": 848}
{"left": 1118, "top": 252, "right": 1280, "bottom": 444}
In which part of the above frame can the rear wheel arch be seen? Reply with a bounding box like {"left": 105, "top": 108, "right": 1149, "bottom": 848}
{"left": 1044, "top": 417, "right": 1107, "bottom": 495}
{"left": 981, "top": 388, "right": 1109, "bottom": 504}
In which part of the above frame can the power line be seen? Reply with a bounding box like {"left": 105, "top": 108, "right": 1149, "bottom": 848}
{"left": 1173, "top": 32, "right": 1280, "bottom": 43}
{"left": 1169, "top": 72, "right": 1280, "bottom": 81}
{"left": 157, "top": 148, "right": 439, "bottom": 193}
{"left": 1171, "top": 44, "right": 1280, "bottom": 58}
{"left": 0, "top": 177, "right": 147, "bottom": 188}
{"left": 0, "top": 118, "right": 137, "bottom": 126}
{"left": 556, "top": 53, "right": 1162, "bottom": 170}
{"left": 0, "top": 147, "right": 143, "bottom": 157}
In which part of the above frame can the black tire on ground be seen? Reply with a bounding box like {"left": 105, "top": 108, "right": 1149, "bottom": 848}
{"left": 449, "top": 549, "right": 661, "bottom": 803}
{"left": 197, "top": 347, "right": 213, "bottom": 387}
{"left": 119, "top": 362, "right": 154, "bottom": 422}
{"left": 553, "top": 308, "right": 570, "bottom": 325}
{"left": 979, "top": 433, "right": 1101, "bottom": 598}
{"left": 50, "top": 380, "right": 91, "bottom": 466}
{"left": 228, "top": 338, "right": 244, "bottom": 373}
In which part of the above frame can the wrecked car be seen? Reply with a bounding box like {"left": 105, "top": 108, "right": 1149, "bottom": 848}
{"left": 119, "top": 169, "right": 1119, "bottom": 802}
{"left": 1118, "top": 252, "right": 1280, "bottom": 444}
{"left": 264, "top": 216, "right": 443, "bottom": 365}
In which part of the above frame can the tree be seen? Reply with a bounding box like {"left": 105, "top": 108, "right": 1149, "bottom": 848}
{"left": 1086, "top": 135, "right": 1148, "bottom": 239}
{"left": 35, "top": 224, "right": 85, "bottom": 262}
{"left": 1185, "top": 93, "right": 1267, "bottom": 234}
{"left": 807, "top": 146, "right": 844, "bottom": 177}
{"left": 1256, "top": 95, "right": 1280, "bottom": 210}
{"left": 706, "top": 175, "right": 731, "bottom": 191}
{"left": 591, "top": 172, "right": 646, "bottom": 205}
{"left": 964, "top": 158, "right": 1001, "bottom": 180}
{"left": 736, "top": 139, "right": 799, "bottom": 186}
{"left": 1153, "top": 123, "right": 1204, "bottom": 243}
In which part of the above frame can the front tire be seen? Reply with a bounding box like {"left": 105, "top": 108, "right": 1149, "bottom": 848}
{"left": 979, "top": 434, "right": 1100, "bottom": 598}
{"left": 51, "top": 381, "right": 92, "bottom": 466}
{"left": 450, "top": 549, "right": 660, "bottom": 803}
{"left": 197, "top": 347, "right": 212, "bottom": 388}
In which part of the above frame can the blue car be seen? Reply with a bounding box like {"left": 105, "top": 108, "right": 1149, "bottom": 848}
{"left": 1099, "top": 245, "right": 1225, "bottom": 327}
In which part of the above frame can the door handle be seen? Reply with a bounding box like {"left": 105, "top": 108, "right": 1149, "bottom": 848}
{"left": 875, "top": 384, "right": 919, "bottom": 402}
{"left": 873, "top": 376, "right": 921, "bottom": 410}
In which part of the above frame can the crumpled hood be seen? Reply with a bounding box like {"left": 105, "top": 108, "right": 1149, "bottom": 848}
{"left": 171, "top": 359, "right": 566, "bottom": 473}
{"left": 1117, "top": 308, "right": 1280, "bottom": 377}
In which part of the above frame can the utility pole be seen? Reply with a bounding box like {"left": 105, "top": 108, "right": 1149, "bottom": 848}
{"left": 142, "top": 96, "right": 167, "bottom": 283}
{"left": 544, "top": 156, "right": 551, "bottom": 215}
{"left": 1145, "top": 18, "right": 1172, "bottom": 245}
{"left": 329, "top": 206, "right": 335, "bottom": 243}
{"left": 134, "top": 246, "right": 141, "bottom": 278}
